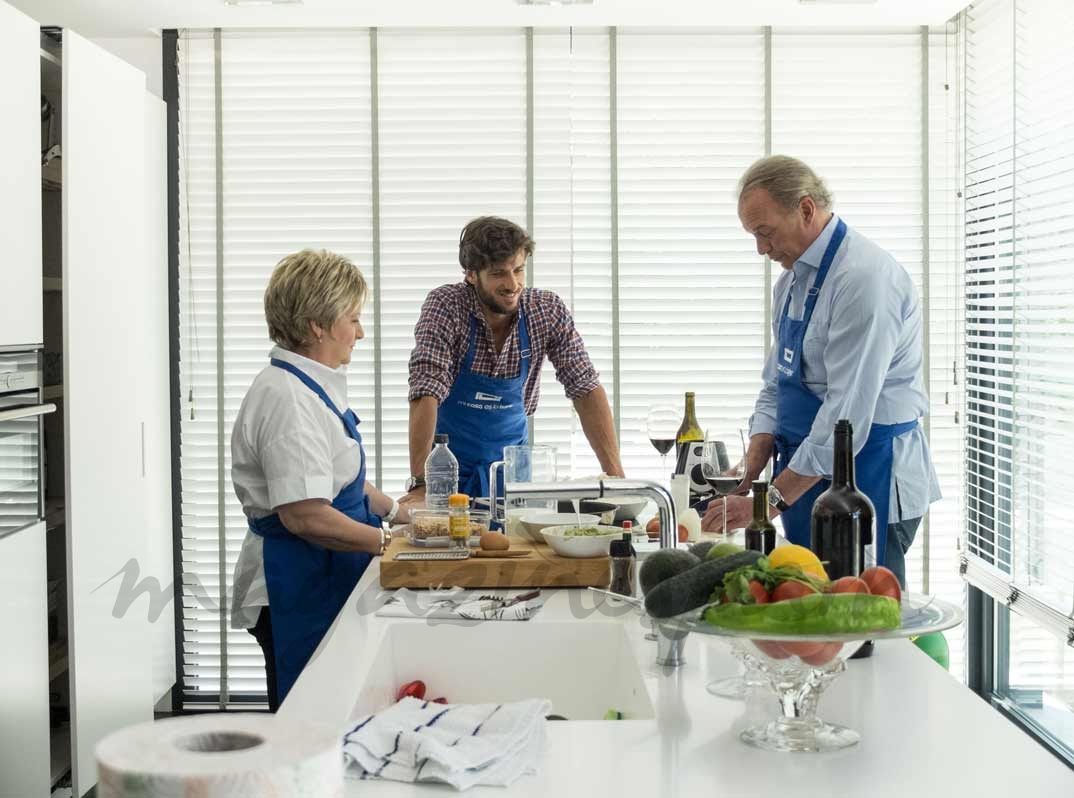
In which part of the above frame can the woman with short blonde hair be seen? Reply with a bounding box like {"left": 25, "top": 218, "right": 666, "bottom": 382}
{"left": 231, "top": 248, "right": 407, "bottom": 710}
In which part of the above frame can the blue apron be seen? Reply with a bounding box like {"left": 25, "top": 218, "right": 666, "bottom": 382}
{"left": 435, "top": 308, "right": 532, "bottom": 498}
{"left": 771, "top": 219, "right": 916, "bottom": 567}
{"left": 248, "top": 358, "right": 380, "bottom": 705}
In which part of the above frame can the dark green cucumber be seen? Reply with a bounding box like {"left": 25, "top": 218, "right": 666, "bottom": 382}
{"left": 643, "top": 550, "right": 763, "bottom": 618}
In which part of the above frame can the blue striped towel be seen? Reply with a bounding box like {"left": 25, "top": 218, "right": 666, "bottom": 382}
{"left": 342, "top": 696, "right": 552, "bottom": 790}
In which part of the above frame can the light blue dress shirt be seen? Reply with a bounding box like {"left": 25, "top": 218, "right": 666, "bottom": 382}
{"left": 749, "top": 215, "right": 941, "bottom": 521}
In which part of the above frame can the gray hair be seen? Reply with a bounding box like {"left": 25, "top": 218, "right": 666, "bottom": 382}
{"left": 264, "top": 249, "right": 368, "bottom": 351}
{"left": 737, "top": 155, "right": 833, "bottom": 212}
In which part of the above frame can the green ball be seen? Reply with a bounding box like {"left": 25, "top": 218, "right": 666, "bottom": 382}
{"left": 912, "top": 632, "right": 950, "bottom": 670}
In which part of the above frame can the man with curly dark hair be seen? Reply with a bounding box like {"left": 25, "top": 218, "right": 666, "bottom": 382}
{"left": 404, "top": 216, "right": 624, "bottom": 501}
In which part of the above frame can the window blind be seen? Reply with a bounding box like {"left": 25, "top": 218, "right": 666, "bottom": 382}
{"left": 615, "top": 30, "right": 767, "bottom": 481}
{"left": 177, "top": 30, "right": 375, "bottom": 701}
{"left": 177, "top": 26, "right": 966, "bottom": 704}
{"left": 530, "top": 29, "right": 614, "bottom": 480}
{"left": 963, "top": 0, "right": 1074, "bottom": 645}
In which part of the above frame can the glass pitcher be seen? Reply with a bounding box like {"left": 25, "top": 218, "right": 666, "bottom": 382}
{"left": 489, "top": 444, "right": 557, "bottom": 533}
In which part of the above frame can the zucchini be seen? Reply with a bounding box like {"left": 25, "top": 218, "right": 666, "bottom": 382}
{"left": 643, "top": 550, "right": 762, "bottom": 619}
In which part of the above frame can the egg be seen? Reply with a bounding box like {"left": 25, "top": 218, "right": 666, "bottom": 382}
{"left": 479, "top": 531, "right": 510, "bottom": 551}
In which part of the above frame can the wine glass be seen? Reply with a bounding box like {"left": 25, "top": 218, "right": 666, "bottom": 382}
{"left": 645, "top": 405, "right": 679, "bottom": 477}
{"left": 699, "top": 429, "right": 747, "bottom": 538}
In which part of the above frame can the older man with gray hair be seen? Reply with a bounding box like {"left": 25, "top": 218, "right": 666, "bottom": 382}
{"left": 702, "top": 155, "right": 939, "bottom": 590}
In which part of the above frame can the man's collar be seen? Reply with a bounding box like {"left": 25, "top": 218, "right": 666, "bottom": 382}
{"left": 795, "top": 213, "right": 840, "bottom": 270}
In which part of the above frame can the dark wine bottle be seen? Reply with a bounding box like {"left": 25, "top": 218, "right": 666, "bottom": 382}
{"left": 674, "top": 391, "right": 704, "bottom": 471}
{"left": 810, "top": 419, "right": 875, "bottom": 581}
{"left": 744, "top": 480, "right": 776, "bottom": 555}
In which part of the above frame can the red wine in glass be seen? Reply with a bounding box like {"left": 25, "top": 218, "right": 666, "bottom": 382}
{"left": 649, "top": 438, "right": 675, "bottom": 456}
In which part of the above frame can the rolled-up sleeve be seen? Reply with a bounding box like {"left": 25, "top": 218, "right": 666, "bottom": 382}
{"left": 788, "top": 266, "right": 902, "bottom": 477}
{"left": 543, "top": 293, "right": 601, "bottom": 400}
{"left": 408, "top": 290, "right": 463, "bottom": 404}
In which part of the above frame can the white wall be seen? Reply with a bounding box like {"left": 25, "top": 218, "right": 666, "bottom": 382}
{"left": 92, "top": 35, "right": 162, "bottom": 99}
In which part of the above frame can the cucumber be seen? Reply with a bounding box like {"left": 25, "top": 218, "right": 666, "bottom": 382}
{"left": 639, "top": 549, "right": 700, "bottom": 594}
{"left": 703, "top": 593, "right": 901, "bottom": 635}
{"left": 643, "top": 550, "right": 763, "bottom": 619}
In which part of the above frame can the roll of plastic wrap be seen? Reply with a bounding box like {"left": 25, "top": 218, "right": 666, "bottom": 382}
{"left": 96, "top": 713, "right": 343, "bottom": 798}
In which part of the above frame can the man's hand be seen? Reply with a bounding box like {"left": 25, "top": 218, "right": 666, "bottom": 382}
{"left": 399, "top": 486, "right": 426, "bottom": 507}
{"left": 702, "top": 494, "right": 777, "bottom": 533}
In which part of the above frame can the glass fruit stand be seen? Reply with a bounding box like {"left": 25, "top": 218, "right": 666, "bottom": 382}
{"left": 662, "top": 592, "right": 963, "bottom": 752}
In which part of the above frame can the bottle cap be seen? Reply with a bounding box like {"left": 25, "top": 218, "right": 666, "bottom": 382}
{"left": 622, "top": 520, "right": 633, "bottom": 531}
{"left": 835, "top": 419, "right": 853, "bottom": 435}
{"left": 434, "top": 433, "right": 449, "bottom": 444}
{"left": 448, "top": 493, "right": 469, "bottom": 508}
{"left": 752, "top": 480, "right": 767, "bottom": 492}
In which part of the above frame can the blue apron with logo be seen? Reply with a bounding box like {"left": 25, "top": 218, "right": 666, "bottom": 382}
{"left": 435, "top": 308, "right": 532, "bottom": 499}
{"left": 248, "top": 358, "right": 380, "bottom": 705}
{"left": 771, "top": 219, "right": 916, "bottom": 567}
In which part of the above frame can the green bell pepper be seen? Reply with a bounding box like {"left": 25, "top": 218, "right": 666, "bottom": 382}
{"left": 703, "top": 593, "right": 901, "bottom": 635}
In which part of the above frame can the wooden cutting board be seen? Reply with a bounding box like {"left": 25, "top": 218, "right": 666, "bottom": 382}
{"left": 379, "top": 536, "right": 610, "bottom": 589}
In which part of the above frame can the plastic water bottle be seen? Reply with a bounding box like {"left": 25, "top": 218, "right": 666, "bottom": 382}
{"left": 424, "top": 434, "right": 459, "bottom": 511}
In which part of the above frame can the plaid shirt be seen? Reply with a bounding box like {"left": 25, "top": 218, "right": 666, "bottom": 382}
{"left": 408, "top": 283, "right": 601, "bottom": 414}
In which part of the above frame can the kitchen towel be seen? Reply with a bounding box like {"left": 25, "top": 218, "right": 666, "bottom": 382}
{"left": 96, "top": 713, "right": 343, "bottom": 798}
{"left": 342, "top": 696, "right": 551, "bottom": 790}
{"left": 375, "top": 588, "right": 545, "bottom": 621}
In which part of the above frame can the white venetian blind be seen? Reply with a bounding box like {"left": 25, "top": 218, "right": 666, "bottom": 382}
{"left": 377, "top": 29, "right": 527, "bottom": 492}
{"left": 177, "top": 30, "right": 375, "bottom": 701}
{"left": 531, "top": 29, "right": 613, "bottom": 479}
{"left": 615, "top": 31, "right": 767, "bottom": 481}
{"left": 964, "top": 0, "right": 1074, "bottom": 622}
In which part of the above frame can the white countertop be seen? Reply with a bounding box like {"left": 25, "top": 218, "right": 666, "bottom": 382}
{"left": 280, "top": 560, "right": 1074, "bottom": 797}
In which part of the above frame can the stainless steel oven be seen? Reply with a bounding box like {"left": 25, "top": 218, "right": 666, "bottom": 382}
{"left": 0, "top": 348, "right": 55, "bottom": 539}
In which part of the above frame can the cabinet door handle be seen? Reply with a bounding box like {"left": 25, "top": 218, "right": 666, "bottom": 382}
{"left": 0, "top": 403, "right": 56, "bottom": 422}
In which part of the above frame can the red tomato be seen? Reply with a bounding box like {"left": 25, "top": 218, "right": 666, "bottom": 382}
{"left": 753, "top": 640, "right": 790, "bottom": 659}
{"left": 800, "top": 642, "right": 843, "bottom": 667}
{"left": 431, "top": 697, "right": 448, "bottom": 705}
{"left": 771, "top": 580, "right": 818, "bottom": 603}
{"left": 645, "top": 517, "right": 660, "bottom": 537}
{"left": 396, "top": 680, "right": 426, "bottom": 702}
{"left": 781, "top": 641, "right": 827, "bottom": 660}
{"left": 747, "top": 580, "right": 770, "bottom": 604}
{"left": 860, "top": 566, "right": 902, "bottom": 602}
{"left": 828, "top": 576, "right": 871, "bottom": 595}
{"left": 677, "top": 524, "right": 689, "bottom": 543}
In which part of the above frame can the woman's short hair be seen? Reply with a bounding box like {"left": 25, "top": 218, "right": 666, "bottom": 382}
{"left": 264, "top": 249, "right": 368, "bottom": 351}
{"left": 458, "top": 216, "right": 535, "bottom": 273}
{"left": 737, "top": 155, "right": 833, "bottom": 212}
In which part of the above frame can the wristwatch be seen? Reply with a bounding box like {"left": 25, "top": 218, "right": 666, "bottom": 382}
{"left": 768, "top": 484, "right": 791, "bottom": 513}
{"left": 404, "top": 475, "right": 426, "bottom": 493}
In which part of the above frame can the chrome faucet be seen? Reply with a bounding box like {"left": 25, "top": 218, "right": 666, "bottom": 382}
{"left": 499, "top": 478, "right": 679, "bottom": 549}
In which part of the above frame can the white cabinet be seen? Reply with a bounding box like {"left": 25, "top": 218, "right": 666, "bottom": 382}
{"left": 61, "top": 31, "right": 156, "bottom": 797}
{"left": 0, "top": 522, "right": 51, "bottom": 798}
{"left": 0, "top": 1, "right": 43, "bottom": 347}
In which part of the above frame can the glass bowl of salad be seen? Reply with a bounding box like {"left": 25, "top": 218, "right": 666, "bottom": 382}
{"left": 662, "top": 591, "right": 963, "bottom": 753}
{"left": 538, "top": 524, "right": 625, "bottom": 558}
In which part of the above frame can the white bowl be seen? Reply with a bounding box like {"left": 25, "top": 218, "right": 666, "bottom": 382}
{"left": 519, "top": 512, "right": 600, "bottom": 544}
{"left": 600, "top": 495, "right": 649, "bottom": 522}
{"left": 539, "top": 524, "right": 625, "bottom": 558}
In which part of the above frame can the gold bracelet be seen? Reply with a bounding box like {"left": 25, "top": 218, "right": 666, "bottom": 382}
{"left": 380, "top": 526, "right": 392, "bottom": 556}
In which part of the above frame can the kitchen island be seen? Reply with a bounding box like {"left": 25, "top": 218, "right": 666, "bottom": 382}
{"left": 280, "top": 560, "right": 1074, "bottom": 796}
